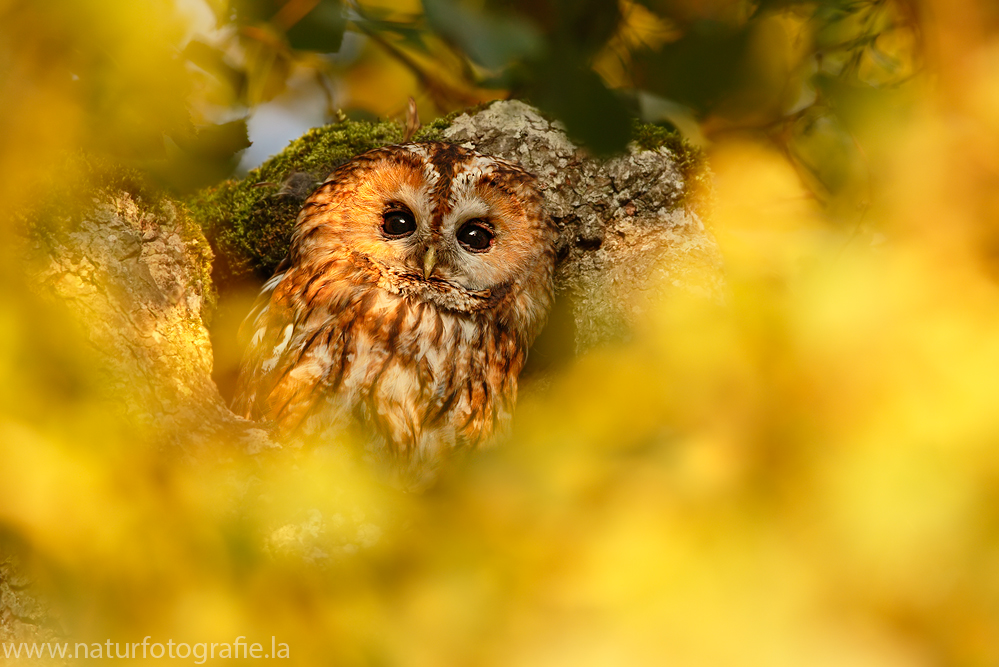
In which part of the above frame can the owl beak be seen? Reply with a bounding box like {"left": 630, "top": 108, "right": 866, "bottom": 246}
{"left": 422, "top": 247, "right": 438, "bottom": 279}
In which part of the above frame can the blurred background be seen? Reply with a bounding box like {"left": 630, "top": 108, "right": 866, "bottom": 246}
{"left": 5, "top": 0, "right": 999, "bottom": 665}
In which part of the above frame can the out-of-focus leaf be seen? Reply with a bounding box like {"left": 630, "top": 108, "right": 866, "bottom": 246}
{"left": 530, "top": 58, "right": 632, "bottom": 155}
{"left": 497, "top": 0, "right": 622, "bottom": 56}
{"left": 424, "top": 0, "right": 543, "bottom": 69}
{"left": 555, "top": 0, "right": 623, "bottom": 55}
{"left": 240, "top": 29, "right": 293, "bottom": 103}
{"left": 636, "top": 90, "right": 707, "bottom": 144}
{"left": 812, "top": 72, "right": 894, "bottom": 130}
{"left": 202, "top": 0, "right": 231, "bottom": 23}
{"left": 174, "top": 119, "right": 252, "bottom": 160}
{"left": 286, "top": 0, "right": 345, "bottom": 53}
{"left": 183, "top": 39, "right": 248, "bottom": 100}
{"left": 753, "top": 0, "right": 822, "bottom": 12}
{"left": 789, "top": 107, "right": 865, "bottom": 203}
{"left": 155, "top": 119, "right": 251, "bottom": 192}
{"left": 231, "top": 0, "right": 281, "bottom": 24}
{"left": 812, "top": 0, "right": 884, "bottom": 51}
{"left": 634, "top": 20, "right": 752, "bottom": 113}
{"left": 630, "top": 0, "right": 749, "bottom": 26}
{"left": 350, "top": 18, "right": 426, "bottom": 48}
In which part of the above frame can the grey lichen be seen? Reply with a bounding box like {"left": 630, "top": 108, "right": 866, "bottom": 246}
{"left": 440, "top": 100, "right": 722, "bottom": 351}
{"left": 5, "top": 103, "right": 723, "bottom": 630}
{"left": 188, "top": 100, "right": 720, "bottom": 351}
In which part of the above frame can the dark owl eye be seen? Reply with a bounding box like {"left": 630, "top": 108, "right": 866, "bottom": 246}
{"left": 457, "top": 220, "right": 494, "bottom": 253}
{"left": 382, "top": 208, "right": 416, "bottom": 238}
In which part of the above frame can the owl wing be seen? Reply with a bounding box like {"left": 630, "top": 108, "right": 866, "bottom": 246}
{"left": 231, "top": 265, "right": 349, "bottom": 431}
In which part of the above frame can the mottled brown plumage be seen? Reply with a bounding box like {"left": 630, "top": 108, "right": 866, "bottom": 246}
{"left": 233, "top": 142, "right": 556, "bottom": 485}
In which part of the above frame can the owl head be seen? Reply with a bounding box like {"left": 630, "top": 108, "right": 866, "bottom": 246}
{"left": 288, "top": 142, "right": 556, "bottom": 339}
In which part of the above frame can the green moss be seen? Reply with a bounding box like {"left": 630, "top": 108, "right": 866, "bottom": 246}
{"left": 185, "top": 108, "right": 492, "bottom": 286}
{"left": 631, "top": 120, "right": 709, "bottom": 210}
{"left": 412, "top": 111, "right": 461, "bottom": 142}
{"left": 187, "top": 117, "right": 465, "bottom": 285}
{"left": 188, "top": 111, "right": 709, "bottom": 289}
{"left": 631, "top": 121, "right": 703, "bottom": 176}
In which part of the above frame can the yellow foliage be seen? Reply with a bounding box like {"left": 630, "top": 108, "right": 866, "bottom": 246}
{"left": 4, "top": 1, "right": 999, "bottom": 666}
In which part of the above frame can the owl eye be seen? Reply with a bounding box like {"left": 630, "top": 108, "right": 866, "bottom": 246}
{"left": 382, "top": 208, "right": 417, "bottom": 238}
{"left": 457, "top": 220, "right": 494, "bottom": 253}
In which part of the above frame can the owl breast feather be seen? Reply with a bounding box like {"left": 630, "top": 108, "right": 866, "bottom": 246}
{"left": 233, "top": 261, "right": 526, "bottom": 479}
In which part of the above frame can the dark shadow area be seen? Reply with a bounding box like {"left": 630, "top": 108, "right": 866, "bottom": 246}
{"left": 208, "top": 271, "right": 269, "bottom": 405}
{"left": 520, "top": 287, "right": 578, "bottom": 386}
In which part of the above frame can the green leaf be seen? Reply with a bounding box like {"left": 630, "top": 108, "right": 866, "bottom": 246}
{"left": 231, "top": 0, "right": 280, "bottom": 24}
{"left": 348, "top": 19, "right": 430, "bottom": 53}
{"left": 182, "top": 39, "right": 248, "bottom": 101}
{"left": 634, "top": 20, "right": 752, "bottom": 114}
{"left": 530, "top": 59, "right": 632, "bottom": 156}
{"left": 170, "top": 119, "right": 251, "bottom": 172}
{"left": 489, "top": 0, "right": 621, "bottom": 57}
{"left": 157, "top": 119, "right": 252, "bottom": 193}
{"left": 423, "top": 0, "right": 543, "bottom": 69}
{"left": 189, "top": 119, "right": 253, "bottom": 159}
{"left": 788, "top": 107, "right": 866, "bottom": 206}
{"left": 752, "top": 0, "right": 822, "bottom": 13}
{"left": 550, "top": 0, "right": 622, "bottom": 55}
{"left": 286, "top": 0, "right": 345, "bottom": 53}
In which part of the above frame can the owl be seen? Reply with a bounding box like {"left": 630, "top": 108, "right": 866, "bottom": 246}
{"left": 232, "top": 142, "right": 556, "bottom": 485}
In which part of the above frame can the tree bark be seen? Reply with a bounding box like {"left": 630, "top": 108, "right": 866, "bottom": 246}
{"left": 442, "top": 101, "right": 721, "bottom": 351}
{"left": 2, "top": 100, "right": 720, "bottom": 643}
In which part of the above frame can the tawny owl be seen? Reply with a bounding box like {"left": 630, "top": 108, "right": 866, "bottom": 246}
{"left": 232, "top": 142, "right": 556, "bottom": 485}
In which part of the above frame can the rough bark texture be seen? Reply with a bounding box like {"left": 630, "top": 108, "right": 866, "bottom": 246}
{"left": 31, "top": 193, "right": 274, "bottom": 455}
{"left": 1, "top": 192, "right": 274, "bottom": 651}
{"left": 1, "top": 100, "right": 721, "bottom": 645}
{"left": 442, "top": 101, "right": 721, "bottom": 350}
{"left": 0, "top": 551, "right": 60, "bottom": 650}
